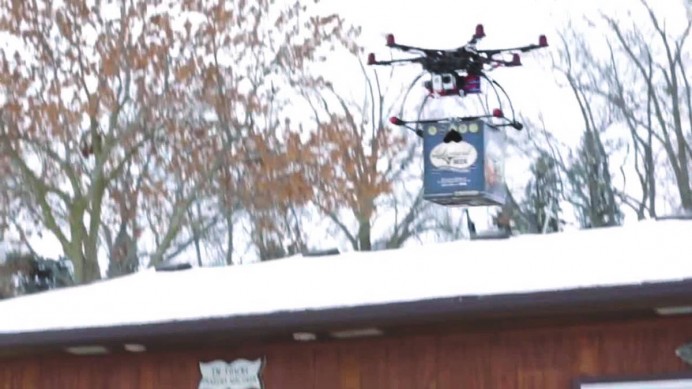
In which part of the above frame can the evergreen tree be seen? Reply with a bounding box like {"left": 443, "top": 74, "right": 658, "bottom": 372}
{"left": 515, "top": 153, "right": 564, "bottom": 234}
{"left": 566, "top": 131, "right": 623, "bottom": 228}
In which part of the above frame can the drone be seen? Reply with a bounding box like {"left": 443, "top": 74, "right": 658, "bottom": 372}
{"left": 366, "top": 24, "right": 548, "bottom": 135}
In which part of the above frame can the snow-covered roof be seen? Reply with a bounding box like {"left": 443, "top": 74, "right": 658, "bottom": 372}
{"left": 0, "top": 218, "right": 691, "bottom": 334}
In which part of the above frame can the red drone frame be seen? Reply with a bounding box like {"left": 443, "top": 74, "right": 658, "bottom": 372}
{"left": 367, "top": 24, "right": 548, "bottom": 135}
{"left": 367, "top": 24, "right": 548, "bottom": 98}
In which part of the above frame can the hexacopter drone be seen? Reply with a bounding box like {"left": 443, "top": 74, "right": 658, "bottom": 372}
{"left": 366, "top": 24, "right": 548, "bottom": 136}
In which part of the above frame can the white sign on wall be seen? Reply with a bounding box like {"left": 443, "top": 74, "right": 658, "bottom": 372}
{"left": 198, "top": 358, "right": 265, "bottom": 389}
{"left": 581, "top": 378, "right": 692, "bottom": 388}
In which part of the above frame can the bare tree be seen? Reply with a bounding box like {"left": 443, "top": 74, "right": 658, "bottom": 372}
{"left": 599, "top": 39, "right": 658, "bottom": 219}
{"left": 178, "top": 1, "right": 361, "bottom": 263}
{"left": 300, "top": 59, "right": 432, "bottom": 251}
{"left": 102, "top": 161, "right": 144, "bottom": 278}
{"left": 516, "top": 152, "right": 564, "bottom": 233}
{"left": 563, "top": 1, "right": 692, "bottom": 215}
{"left": 0, "top": 0, "right": 360, "bottom": 280}
{"left": 0, "top": 1, "right": 176, "bottom": 282}
{"left": 601, "top": 1, "right": 692, "bottom": 212}
{"left": 238, "top": 131, "right": 317, "bottom": 261}
{"left": 547, "top": 27, "right": 623, "bottom": 228}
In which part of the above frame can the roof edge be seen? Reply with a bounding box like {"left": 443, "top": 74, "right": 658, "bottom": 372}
{"left": 2, "top": 278, "right": 692, "bottom": 350}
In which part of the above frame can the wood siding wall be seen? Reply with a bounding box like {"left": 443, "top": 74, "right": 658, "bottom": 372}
{"left": 1, "top": 316, "right": 692, "bottom": 388}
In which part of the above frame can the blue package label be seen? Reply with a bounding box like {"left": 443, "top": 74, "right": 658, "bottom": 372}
{"left": 423, "top": 120, "right": 486, "bottom": 198}
{"left": 422, "top": 119, "right": 507, "bottom": 206}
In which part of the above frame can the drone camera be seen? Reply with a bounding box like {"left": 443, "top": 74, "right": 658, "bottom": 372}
{"left": 539, "top": 34, "right": 548, "bottom": 47}
{"left": 431, "top": 73, "right": 458, "bottom": 95}
{"left": 474, "top": 24, "right": 486, "bottom": 39}
{"left": 424, "top": 78, "right": 463, "bottom": 96}
{"left": 386, "top": 34, "right": 396, "bottom": 46}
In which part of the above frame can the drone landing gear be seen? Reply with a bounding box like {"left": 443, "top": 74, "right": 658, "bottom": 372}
{"left": 389, "top": 108, "right": 523, "bottom": 139}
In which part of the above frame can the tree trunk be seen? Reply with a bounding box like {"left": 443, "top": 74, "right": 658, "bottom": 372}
{"left": 83, "top": 253, "right": 101, "bottom": 282}
{"left": 646, "top": 142, "right": 657, "bottom": 217}
{"left": 193, "top": 230, "right": 203, "bottom": 267}
{"left": 192, "top": 203, "right": 203, "bottom": 267}
{"left": 225, "top": 211, "right": 234, "bottom": 266}
{"left": 65, "top": 244, "right": 84, "bottom": 284}
{"left": 357, "top": 219, "right": 371, "bottom": 251}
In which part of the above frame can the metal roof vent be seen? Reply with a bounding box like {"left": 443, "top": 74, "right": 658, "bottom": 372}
{"left": 302, "top": 248, "right": 340, "bottom": 257}
{"left": 154, "top": 262, "right": 193, "bottom": 272}
{"left": 469, "top": 230, "right": 512, "bottom": 240}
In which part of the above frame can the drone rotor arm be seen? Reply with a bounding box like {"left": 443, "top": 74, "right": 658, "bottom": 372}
{"left": 368, "top": 56, "right": 426, "bottom": 67}
{"left": 493, "top": 118, "right": 524, "bottom": 131}
{"left": 387, "top": 42, "right": 436, "bottom": 55}
{"left": 385, "top": 36, "right": 450, "bottom": 57}
{"left": 477, "top": 41, "right": 546, "bottom": 56}
{"left": 477, "top": 48, "right": 514, "bottom": 56}
{"left": 491, "top": 57, "right": 521, "bottom": 67}
{"left": 512, "top": 43, "right": 545, "bottom": 53}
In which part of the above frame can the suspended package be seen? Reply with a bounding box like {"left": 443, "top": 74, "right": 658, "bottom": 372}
{"left": 422, "top": 119, "right": 507, "bottom": 207}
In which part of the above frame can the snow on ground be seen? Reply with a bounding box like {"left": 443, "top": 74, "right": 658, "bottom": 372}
{"left": 0, "top": 218, "right": 690, "bottom": 334}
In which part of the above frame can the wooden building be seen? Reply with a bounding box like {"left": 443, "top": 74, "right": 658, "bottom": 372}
{"left": 1, "top": 218, "right": 692, "bottom": 388}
